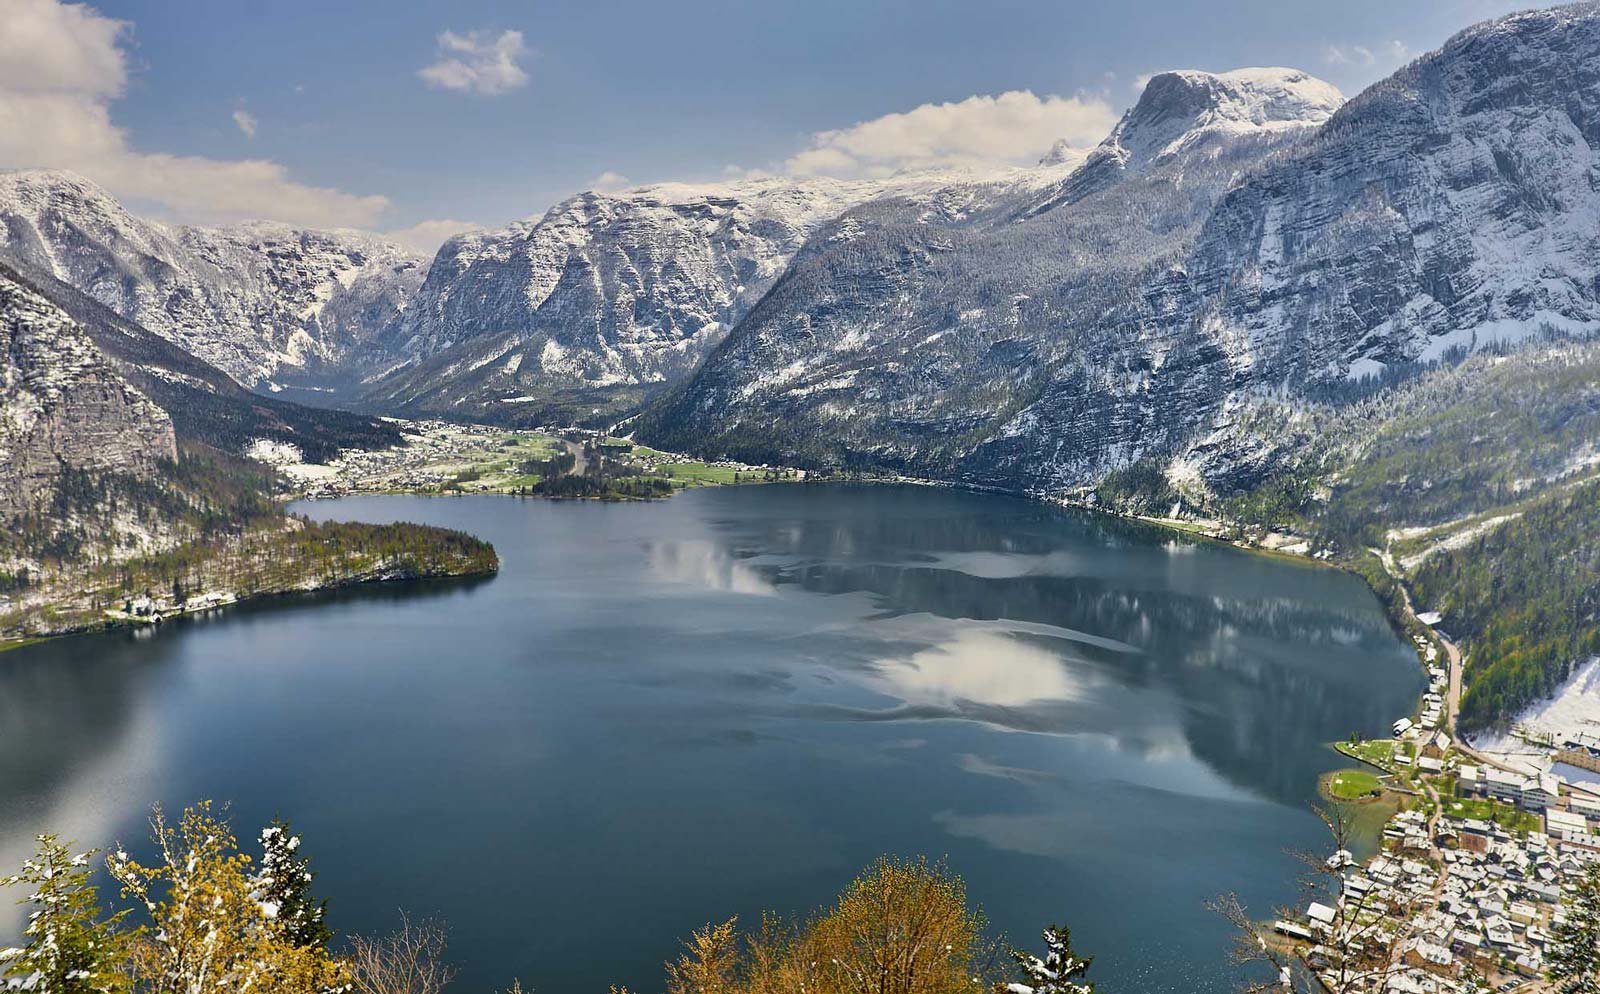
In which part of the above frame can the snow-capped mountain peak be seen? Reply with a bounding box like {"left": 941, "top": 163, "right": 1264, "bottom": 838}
{"left": 1101, "top": 67, "right": 1343, "bottom": 171}
{"left": 1016, "top": 67, "right": 1341, "bottom": 218}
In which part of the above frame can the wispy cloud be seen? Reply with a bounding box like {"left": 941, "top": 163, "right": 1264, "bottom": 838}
{"left": 231, "top": 107, "right": 257, "bottom": 139}
{"left": 418, "top": 29, "right": 530, "bottom": 96}
{"left": 1322, "top": 39, "right": 1411, "bottom": 68}
{"left": 384, "top": 218, "right": 481, "bottom": 255}
{"left": 0, "top": 0, "right": 388, "bottom": 228}
{"left": 783, "top": 90, "right": 1117, "bottom": 179}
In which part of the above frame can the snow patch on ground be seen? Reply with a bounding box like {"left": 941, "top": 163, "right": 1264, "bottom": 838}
{"left": 1469, "top": 658, "right": 1600, "bottom": 772}
{"left": 1503, "top": 657, "right": 1600, "bottom": 745}
{"left": 1399, "top": 513, "right": 1522, "bottom": 570}
{"left": 245, "top": 438, "right": 305, "bottom": 466}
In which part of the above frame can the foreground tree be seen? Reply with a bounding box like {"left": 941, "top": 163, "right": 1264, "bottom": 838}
{"left": 257, "top": 817, "right": 333, "bottom": 950}
{"left": 666, "top": 918, "right": 740, "bottom": 994}
{"left": 1550, "top": 862, "right": 1600, "bottom": 994}
{"left": 1003, "top": 925, "right": 1096, "bottom": 994}
{"left": 346, "top": 915, "right": 458, "bottom": 994}
{"left": 639, "top": 856, "right": 1008, "bottom": 994}
{"left": 808, "top": 856, "right": 989, "bottom": 994}
{"left": 107, "top": 802, "right": 347, "bottom": 994}
{"left": 0, "top": 835, "right": 129, "bottom": 994}
{"left": 1212, "top": 806, "right": 1417, "bottom": 994}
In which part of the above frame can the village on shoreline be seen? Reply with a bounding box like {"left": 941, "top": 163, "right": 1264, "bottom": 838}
{"left": 262, "top": 419, "right": 807, "bottom": 501}
{"left": 1257, "top": 561, "right": 1600, "bottom": 994}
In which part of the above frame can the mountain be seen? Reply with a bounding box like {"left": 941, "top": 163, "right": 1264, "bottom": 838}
{"left": 357, "top": 167, "right": 1084, "bottom": 426}
{"left": 993, "top": 1, "right": 1600, "bottom": 493}
{"left": 0, "top": 259, "right": 494, "bottom": 635}
{"left": 643, "top": 5, "right": 1600, "bottom": 496}
{"left": 0, "top": 266, "right": 175, "bottom": 528}
{"left": 0, "top": 170, "right": 425, "bottom": 391}
{"left": 0, "top": 257, "right": 405, "bottom": 463}
{"left": 637, "top": 66, "right": 1343, "bottom": 483}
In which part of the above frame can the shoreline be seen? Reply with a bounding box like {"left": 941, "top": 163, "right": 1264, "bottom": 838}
{"left": 0, "top": 518, "right": 499, "bottom": 656}
{"left": 0, "top": 568, "right": 495, "bottom": 657}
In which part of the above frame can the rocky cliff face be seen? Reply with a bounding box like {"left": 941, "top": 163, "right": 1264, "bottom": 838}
{"left": 0, "top": 170, "right": 424, "bottom": 391}
{"left": 359, "top": 169, "right": 1080, "bottom": 424}
{"left": 1186, "top": 3, "right": 1600, "bottom": 380}
{"left": 0, "top": 268, "right": 175, "bottom": 519}
{"left": 980, "top": 2, "right": 1600, "bottom": 491}
{"left": 645, "top": 5, "right": 1600, "bottom": 494}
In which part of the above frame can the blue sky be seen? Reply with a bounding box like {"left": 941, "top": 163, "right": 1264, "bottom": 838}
{"left": 2, "top": 0, "right": 1531, "bottom": 250}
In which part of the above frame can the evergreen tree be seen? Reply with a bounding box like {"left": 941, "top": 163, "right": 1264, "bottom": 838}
{"left": 1004, "top": 925, "right": 1095, "bottom": 994}
{"left": 1551, "top": 863, "right": 1600, "bottom": 994}
{"left": 256, "top": 818, "right": 333, "bottom": 950}
{"left": 0, "top": 834, "right": 129, "bottom": 994}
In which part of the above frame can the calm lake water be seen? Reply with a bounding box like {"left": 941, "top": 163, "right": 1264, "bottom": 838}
{"left": 0, "top": 485, "right": 1422, "bottom": 993}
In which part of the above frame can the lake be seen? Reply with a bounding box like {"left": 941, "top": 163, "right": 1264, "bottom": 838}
{"left": 0, "top": 484, "right": 1422, "bottom": 993}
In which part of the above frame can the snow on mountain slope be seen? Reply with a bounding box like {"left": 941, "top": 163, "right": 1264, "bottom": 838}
{"left": 0, "top": 256, "right": 406, "bottom": 464}
{"left": 0, "top": 170, "right": 425, "bottom": 390}
{"left": 358, "top": 164, "right": 1085, "bottom": 424}
{"left": 647, "top": 5, "right": 1600, "bottom": 495}
{"left": 638, "top": 67, "right": 1341, "bottom": 483}
{"left": 1180, "top": 3, "right": 1600, "bottom": 382}
{"left": 988, "top": 2, "right": 1600, "bottom": 489}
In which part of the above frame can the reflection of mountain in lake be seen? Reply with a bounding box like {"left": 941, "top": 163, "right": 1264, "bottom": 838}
{"left": 686, "top": 485, "right": 1421, "bottom": 805}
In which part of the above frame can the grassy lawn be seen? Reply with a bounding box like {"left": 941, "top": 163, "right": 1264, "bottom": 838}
{"left": 1335, "top": 738, "right": 1398, "bottom": 771}
{"left": 1442, "top": 795, "right": 1542, "bottom": 834}
{"left": 658, "top": 461, "right": 751, "bottom": 485}
{"left": 1323, "top": 768, "right": 1384, "bottom": 800}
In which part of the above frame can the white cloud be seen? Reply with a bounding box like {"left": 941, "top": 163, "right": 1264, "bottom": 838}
{"left": 588, "top": 171, "right": 632, "bottom": 193}
{"left": 782, "top": 89, "right": 1117, "bottom": 179}
{"left": 0, "top": 0, "right": 388, "bottom": 228}
{"left": 418, "top": 29, "right": 529, "bottom": 96}
{"left": 384, "top": 218, "right": 481, "bottom": 255}
{"left": 232, "top": 108, "right": 257, "bottom": 139}
{"left": 0, "top": 0, "right": 126, "bottom": 98}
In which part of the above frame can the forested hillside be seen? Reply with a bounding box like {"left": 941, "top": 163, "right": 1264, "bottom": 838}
{"left": 1412, "top": 483, "right": 1600, "bottom": 731}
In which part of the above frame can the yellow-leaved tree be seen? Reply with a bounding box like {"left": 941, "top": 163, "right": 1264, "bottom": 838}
{"left": 106, "top": 801, "right": 349, "bottom": 994}
{"left": 654, "top": 855, "right": 1000, "bottom": 994}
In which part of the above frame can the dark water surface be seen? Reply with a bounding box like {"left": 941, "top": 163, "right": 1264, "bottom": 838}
{"left": 0, "top": 485, "right": 1422, "bottom": 992}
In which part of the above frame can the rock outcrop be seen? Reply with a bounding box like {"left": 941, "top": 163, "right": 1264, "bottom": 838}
{"left": 0, "top": 268, "right": 175, "bottom": 519}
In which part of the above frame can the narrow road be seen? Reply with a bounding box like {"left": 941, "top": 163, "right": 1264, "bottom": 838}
{"left": 561, "top": 439, "right": 588, "bottom": 476}
{"left": 1373, "top": 546, "right": 1517, "bottom": 776}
